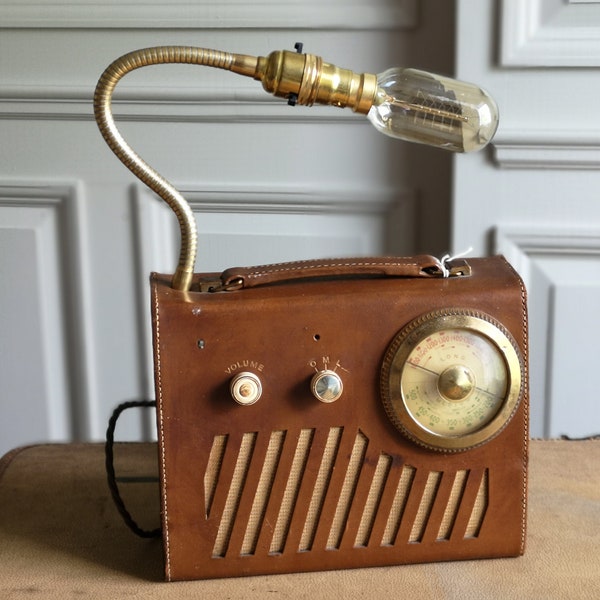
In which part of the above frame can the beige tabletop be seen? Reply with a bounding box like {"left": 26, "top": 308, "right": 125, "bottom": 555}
{"left": 0, "top": 440, "right": 598, "bottom": 599}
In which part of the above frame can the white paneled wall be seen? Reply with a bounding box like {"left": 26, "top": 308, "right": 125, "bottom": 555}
{"left": 0, "top": 1, "right": 457, "bottom": 454}
{"left": 454, "top": 0, "right": 600, "bottom": 438}
{"left": 7, "top": 0, "right": 596, "bottom": 451}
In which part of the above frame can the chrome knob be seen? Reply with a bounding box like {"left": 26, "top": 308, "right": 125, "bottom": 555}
{"left": 311, "top": 370, "right": 343, "bottom": 403}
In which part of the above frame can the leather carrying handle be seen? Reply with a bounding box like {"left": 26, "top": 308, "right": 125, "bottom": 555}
{"left": 219, "top": 255, "right": 446, "bottom": 290}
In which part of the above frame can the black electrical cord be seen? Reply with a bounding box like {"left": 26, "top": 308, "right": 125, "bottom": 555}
{"left": 105, "top": 400, "right": 161, "bottom": 538}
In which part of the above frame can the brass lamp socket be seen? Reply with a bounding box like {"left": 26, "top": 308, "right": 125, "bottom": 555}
{"left": 255, "top": 50, "right": 377, "bottom": 114}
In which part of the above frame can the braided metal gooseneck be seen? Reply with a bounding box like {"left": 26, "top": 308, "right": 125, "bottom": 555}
{"left": 94, "top": 46, "right": 383, "bottom": 290}
{"left": 93, "top": 47, "right": 260, "bottom": 291}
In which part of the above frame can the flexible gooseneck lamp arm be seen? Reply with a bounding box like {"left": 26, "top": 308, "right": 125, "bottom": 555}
{"left": 94, "top": 45, "right": 498, "bottom": 292}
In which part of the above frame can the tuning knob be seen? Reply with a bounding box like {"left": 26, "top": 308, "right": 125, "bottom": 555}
{"left": 311, "top": 370, "right": 343, "bottom": 403}
{"left": 230, "top": 372, "right": 262, "bottom": 405}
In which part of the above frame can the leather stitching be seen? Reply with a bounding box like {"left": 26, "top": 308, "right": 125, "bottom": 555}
{"left": 518, "top": 268, "right": 530, "bottom": 556}
{"left": 503, "top": 257, "right": 530, "bottom": 555}
{"left": 153, "top": 279, "right": 172, "bottom": 581}
{"left": 243, "top": 259, "right": 422, "bottom": 279}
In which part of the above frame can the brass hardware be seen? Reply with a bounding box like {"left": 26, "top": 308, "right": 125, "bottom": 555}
{"left": 438, "top": 365, "right": 475, "bottom": 401}
{"left": 199, "top": 278, "right": 223, "bottom": 293}
{"left": 445, "top": 259, "right": 472, "bottom": 278}
{"left": 256, "top": 50, "right": 377, "bottom": 113}
{"left": 199, "top": 277, "right": 244, "bottom": 293}
{"left": 93, "top": 46, "right": 378, "bottom": 291}
{"left": 423, "top": 258, "right": 471, "bottom": 279}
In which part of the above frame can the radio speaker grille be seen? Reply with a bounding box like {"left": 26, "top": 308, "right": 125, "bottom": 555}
{"left": 203, "top": 428, "right": 489, "bottom": 559}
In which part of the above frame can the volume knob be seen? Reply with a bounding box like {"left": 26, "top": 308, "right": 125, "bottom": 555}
{"left": 230, "top": 372, "right": 262, "bottom": 406}
{"left": 311, "top": 370, "right": 343, "bottom": 403}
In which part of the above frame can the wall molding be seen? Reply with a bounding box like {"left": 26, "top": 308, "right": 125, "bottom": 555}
{"left": 0, "top": 89, "right": 367, "bottom": 124}
{"left": 501, "top": 0, "right": 600, "bottom": 67}
{"left": 0, "top": 182, "right": 99, "bottom": 440}
{"left": 494, "top": 225, "right": 600, "bottom": 438}
{"left": 132, "top": 182, "right": 412, "bottom": 272}
{"left": 183, "top": 186, "right": 405, "bottom": 215}
{"left": 0, "top": 0, "right": 417, "bottom": 30}
{"left": 0, "top": 0, "right": 417, "bottom": 122}
{"left": 493, "top": 129, "right": 600, "bottom": 169}
{"left": 495, "top": 226, "right": 600, "bottom": 285}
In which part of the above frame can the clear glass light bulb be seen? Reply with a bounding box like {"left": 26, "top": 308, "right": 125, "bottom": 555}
{"left": 367, "top": 68, "right": 499, "bottom": 153}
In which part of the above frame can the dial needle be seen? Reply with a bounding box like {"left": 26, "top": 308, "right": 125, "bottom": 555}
{"left": 405, "top": 361, "right": 501, "bottom": 400}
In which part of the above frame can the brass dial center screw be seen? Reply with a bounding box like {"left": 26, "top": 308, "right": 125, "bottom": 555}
{"left": 437, "top": 365, "right": 475, "bottom": 401}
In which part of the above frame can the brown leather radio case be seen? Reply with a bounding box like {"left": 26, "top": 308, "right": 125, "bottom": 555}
{"left": 151, "top": 254, "right": 528, "bottom": 581}
{"left": 93, "top": 45, "right": 528, "bottom": 583}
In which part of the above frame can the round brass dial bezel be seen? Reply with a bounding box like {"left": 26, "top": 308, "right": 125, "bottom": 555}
{"left": 380, "top": 309, "right": 524, "bottom": 451}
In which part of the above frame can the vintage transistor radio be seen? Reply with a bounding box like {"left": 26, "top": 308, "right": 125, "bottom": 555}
{"left": 95, "top": 46, "right": 528, "bottom": 581}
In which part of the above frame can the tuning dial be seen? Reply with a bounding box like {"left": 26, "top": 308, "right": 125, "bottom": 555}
{"left": 380, "top": 310, "right": 524, "bottom": 451}
{"left": 311, "top": 370, "right": 343, "bottom": 403}
{"left": 230, "top": 372, "right": 262, "bottom": 406}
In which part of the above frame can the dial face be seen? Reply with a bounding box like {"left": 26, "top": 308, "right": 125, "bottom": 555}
{"left": 381, "top": 310, "right": 523, "bottom": 451}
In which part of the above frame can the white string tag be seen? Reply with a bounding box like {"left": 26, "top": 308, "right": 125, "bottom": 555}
{"left": 438, "top": 247, "right": 473, "bottom": 278}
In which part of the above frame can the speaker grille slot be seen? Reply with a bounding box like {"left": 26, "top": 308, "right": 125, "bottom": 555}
{"left": 212, "top": 432, "right": 257, "bottom": 558}
{"left": 241, "top": 430, "right": 286, "bottom": 556}
{"left": 409, "top": 471, "right": 442, "bottom": 543}
{"left": 205, "top": 430, "right": 490, "bottom": 560}
{"left": 437, "top": 469, "right": 468, "bottom": 540}
{"left": 299, "top": 426, "right": 343, "bottom": 552}
{"left": 465, "top": 468, "right": 488, "bottom": 538}
{"left": 204, "top": 434, "right": 228, "bottom": 518}
{"left": 355, "top": 453, "right": 393, "bottom": 547}
{"left": 327, "top": 430, "right": 368, "bottom": 550}
{"left": 382, "top": 464, "right": 416, "bottom": 546}
{"left": 269, "top": 428, "right": 314, "bottom": 554}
